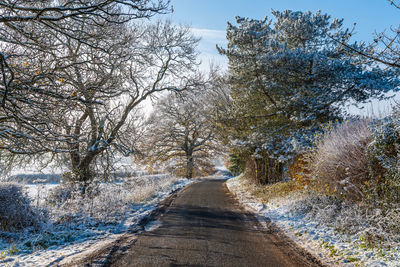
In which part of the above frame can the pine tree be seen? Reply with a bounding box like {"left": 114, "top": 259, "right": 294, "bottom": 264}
{"left": 218, "top": 10, "right": 397, "bottom": 183}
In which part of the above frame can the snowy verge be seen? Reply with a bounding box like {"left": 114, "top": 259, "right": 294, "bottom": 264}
{"left": 226, "top": 176, "right": 400, "bottom": 267}
{"left": 1, "top": 177, "right": 193, "bottom": 267}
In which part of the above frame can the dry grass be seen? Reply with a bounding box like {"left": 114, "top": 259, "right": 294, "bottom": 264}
{"left": 247, "top": 179, "right": 299, "bottom": 203}
{"left": 125, "top": 175, "right": 180, "bottom": 203}
{"left": 46, "top": 174, "right": 181, "bottom": 223}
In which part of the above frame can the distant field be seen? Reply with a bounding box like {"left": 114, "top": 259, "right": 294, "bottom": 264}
{"left": 4, "top": 170, "right": 151, "bottom": 184}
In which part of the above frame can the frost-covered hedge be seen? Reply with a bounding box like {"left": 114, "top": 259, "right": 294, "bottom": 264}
{"left": 366, "top": 107, "right": 400, "bottom": 204}
{"left": 306, "top": 113, "right": 400, "bottom": 205}
{"left": 0, "top": 183, "right": 46, "bottom": 231}
{"left": 308, "top": 119, "right": 372, "bottom": 200}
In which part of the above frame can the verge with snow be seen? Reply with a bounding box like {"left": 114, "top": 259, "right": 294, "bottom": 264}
{"left": 226, "top": 176, "right": 400, "bottom": 267}
{"left": 0, "top": 175, "right": 192, "bottom": 266}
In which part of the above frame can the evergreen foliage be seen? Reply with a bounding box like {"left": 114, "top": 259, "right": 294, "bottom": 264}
{"left": 217, "top": 10, "right": 397, "bottom": 183}
{"left": 366, "top": 107, "right": 400, "bottom": 205}
{"left": 227, "top": 151, "right": 246, "bottom": 176}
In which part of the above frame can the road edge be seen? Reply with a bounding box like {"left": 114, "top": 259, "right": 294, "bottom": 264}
{"left": 58, "top": 182, "right": 195, "bottom": 267}
{"left": 223, "top": 179, "right": 329, "bottom": 267}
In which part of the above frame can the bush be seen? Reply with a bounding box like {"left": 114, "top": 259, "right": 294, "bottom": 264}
{"left": 125, "top": 175, "right": 180, "bottom": 203}
{"left": 308, "top": 119, "right": 372, "bottom": 200}
{"left": 47, "top": 182, "right": 110, "bottom": 221}
{"left": 366, "top": 107, "right": 400, "bottom": 205}
{"left": 0, "top": 183, "right": 45, "bottom": 231}
{"left": 46, "top": 183, "right": 76, "bottom": 207}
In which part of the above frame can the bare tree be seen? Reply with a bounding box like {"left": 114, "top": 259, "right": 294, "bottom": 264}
{"left": 142, "top": 84, "right": 221, "bottom": 178}
{"left": 0, "top": 1, "right": 201, "bottom": 190}
{"left": 0, "top": 0, "right": 170, "bottom": 155}
{"left": 0, "top": 1, "right": 169, "bottom": 23}
{"left": 35, "top": 19, "right": 200, "bottom": 188}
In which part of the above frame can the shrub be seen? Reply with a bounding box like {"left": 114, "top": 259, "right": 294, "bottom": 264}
{"left": 46, "top": 183, "right": 76, "bottom": 207}
{"left": 125, "top": 175, "right": 180, "bottom": 203}
{"left": 47, "top": 182, "right": 110, "bottom": 221}
{"left": 0, "top": 183, "right": 45, "bottom": 231}
{"left": 308, "top": 119, "right": 372, "bottom": 200}
{"left": 366, "top": 107, "right": 400, "bottom": 205}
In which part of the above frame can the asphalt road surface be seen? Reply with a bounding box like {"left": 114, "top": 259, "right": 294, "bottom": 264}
{"left": 110, "top": 178, "right": 322, "bottom": 267}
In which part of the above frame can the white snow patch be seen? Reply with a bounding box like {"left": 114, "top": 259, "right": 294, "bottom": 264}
{"left": 144, "top": 220, "right": 161, "bottom": 232}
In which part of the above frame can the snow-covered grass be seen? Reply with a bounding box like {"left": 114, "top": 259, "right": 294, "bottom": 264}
{"left": 227, "top": 176, "right": 400, "bottom": 267}
{"left": 0, "top": 174, "right": 192, "bottom": 266}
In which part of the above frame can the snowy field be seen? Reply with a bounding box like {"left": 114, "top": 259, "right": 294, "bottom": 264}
{"left": 0, "top": 174, "right": 192, "bottom": 266}
{"left": 226, "top": 176, "right": 400, "bottom": 267}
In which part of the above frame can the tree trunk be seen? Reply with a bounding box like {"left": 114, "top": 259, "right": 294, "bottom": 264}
{"left": 186, "top": 154, "right": 194, "bottom": 179}
{"left": 77, "top": 163, "right": 93, "bottom": 195}
{"left": 69, "top": 151, "right": 97, "bottom": 195}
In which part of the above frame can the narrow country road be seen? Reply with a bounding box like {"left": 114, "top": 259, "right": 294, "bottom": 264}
{"left": 109, "top": 178, "right": 322, "bottom": 267}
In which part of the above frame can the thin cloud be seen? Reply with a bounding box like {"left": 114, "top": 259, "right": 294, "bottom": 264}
{"left": 190, "top": 27, "right": 228, "bottom": 70}
{"left": 190, "top": 28, "right": 226, "bottom": 42}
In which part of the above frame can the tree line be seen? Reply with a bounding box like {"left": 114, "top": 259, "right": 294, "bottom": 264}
{"left": 0, "top": 0, "right": 206, "bottom": 190}
{"left": 0, "top": 1, "right": 399, "bottom": 189}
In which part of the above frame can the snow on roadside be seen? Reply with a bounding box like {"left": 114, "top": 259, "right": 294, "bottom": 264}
{"left": 226, "top": 176, "right": 400, "bottom": 267}
{"left": 1, "top": 177, "right": 192, "bottom": 267}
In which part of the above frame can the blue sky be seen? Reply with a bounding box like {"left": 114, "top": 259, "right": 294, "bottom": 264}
{"left": 165, "top": 0, "right": 399, "bottom": 115}
{"left": 166, "top": 0, "right": 399, "bottom": 68}
{"left": 170, "top": 0, "right": 398, "bottom": 39}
